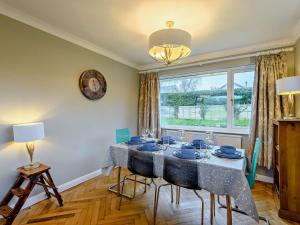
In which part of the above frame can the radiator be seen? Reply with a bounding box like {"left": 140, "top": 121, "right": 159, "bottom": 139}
{"left": 162, "top": 129, "right": 242, "bottom": 148}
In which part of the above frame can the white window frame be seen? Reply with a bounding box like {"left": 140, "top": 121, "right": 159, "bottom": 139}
{"left": 159, "top": 65, "right": 255, "bottom": 134}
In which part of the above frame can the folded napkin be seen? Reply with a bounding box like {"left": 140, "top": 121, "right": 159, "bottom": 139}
{"left": 220, "top": 145, "right": 236, "bottom": 154}
{"left": 173, "top": 145, "right": 198, "bottom": 159}
{"left": 180, "top": 145, "right": 196, "bottom": 158}
{"left": 127, "top": 136, "right": 143, "bottom": 145}
{"left": 192, "top": 139, "right": 211, "bottom": 149}
{"left": 213, "top": 149, "right": 243, "bottom": 159}
{"left": 158, "top": 136, "right": 176, "bottom": 144}
{"left": 138, "top": 142, "right": 160, "bottom": 151}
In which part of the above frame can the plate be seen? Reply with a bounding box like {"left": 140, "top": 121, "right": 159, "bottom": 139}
{"left": 212, "top": 149, "right": 243, "bottom": 159}
{"left": 172, "top": 150, "right": 201, "bottom": 159}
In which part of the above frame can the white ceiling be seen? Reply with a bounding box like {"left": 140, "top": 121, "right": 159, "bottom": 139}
{"left": 1, "top": 0, "right": 300, "bottom": 69}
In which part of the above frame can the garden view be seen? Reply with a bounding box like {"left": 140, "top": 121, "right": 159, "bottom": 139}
{"left": 160, "top": 71, "right": 254, "bottom": 128}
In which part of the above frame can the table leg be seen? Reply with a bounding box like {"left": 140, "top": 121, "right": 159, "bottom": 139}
{"left": 226, "top": 195, "right": 232, "bottom": 225}
{"left": 210, "top": 193, "right": 215, "bottom": 225}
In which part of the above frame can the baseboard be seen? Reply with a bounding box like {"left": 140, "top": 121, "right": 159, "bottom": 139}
{"left": 10, "top": 168, "right": 103, "bottom": 209}
{"left": 256, "top": 174, "right": 273, "bottom": 184}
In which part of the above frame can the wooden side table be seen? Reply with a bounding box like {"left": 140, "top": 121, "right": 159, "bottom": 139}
{"left": 0, "top": 163, "right": 63, "bottom": 225}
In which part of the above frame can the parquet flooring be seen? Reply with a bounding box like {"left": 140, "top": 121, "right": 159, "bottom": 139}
{"left": 7, "top": 168, "right": 300, "bottom": 225}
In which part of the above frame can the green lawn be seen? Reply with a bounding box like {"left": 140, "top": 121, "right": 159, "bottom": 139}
{"left": 161, "top": 118, "right": 250, "bottom": 127}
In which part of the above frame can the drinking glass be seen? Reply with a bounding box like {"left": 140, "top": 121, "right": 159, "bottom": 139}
{"left": 205, "top": 131, "right": 215, "bottom": 148}
{"left": 162, "top": 136, "right": 170, "bottom": 151}
{"left": 177, "top": 129, "right": 185, "bottom": 143}
{"left": 142, "top": 128, "right": 149, "bottom": 140}
{"left": 204, "top": 131, "right": 214, "bottom": 160}
{"left": 149, "top": 128, "right": 156, "bottom": 139}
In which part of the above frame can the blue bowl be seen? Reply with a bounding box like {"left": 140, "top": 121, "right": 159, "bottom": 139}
{"left": 220, "top": 145, "right": 236, "bottom": 154}
{"left": 181, "top": 145, "right": 196, "bottom": 156}
{"left": 192, "top": 139, "right": 204, "bottom": 145}
{"left": 160, "top": 136, "right": 175, "bottom": 144}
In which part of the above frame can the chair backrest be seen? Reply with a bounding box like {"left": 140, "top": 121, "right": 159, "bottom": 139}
{"left": 127, "top": 150, "right": 156, "bottom": 178}
{"left": 163, "top": 156, "right": 199, "bottom": 190}
{"left": 247, "top": 138, "right": 261, "bottom": 188}
{"left": 116, "top": 128, "right": 130, "bottom": 144}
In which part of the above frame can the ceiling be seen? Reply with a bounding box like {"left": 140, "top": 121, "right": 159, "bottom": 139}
{"left": 1, "top": 0, "right": 300, "bottom": 69}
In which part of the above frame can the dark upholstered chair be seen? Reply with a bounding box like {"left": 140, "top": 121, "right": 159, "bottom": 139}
{"left": 154, "top": 155, "right": 213, "bottom": 225}
{"left": 119, "top": 150, "right": 173, "bottom": 225}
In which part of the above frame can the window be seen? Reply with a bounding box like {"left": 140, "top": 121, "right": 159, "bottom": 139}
{"left": 160, "top": 66, "right": 255, "bottom": 133}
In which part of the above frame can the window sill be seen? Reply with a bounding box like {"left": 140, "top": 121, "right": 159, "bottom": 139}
{"left": 161, "top": 125, "right": 250, "bottom": 135}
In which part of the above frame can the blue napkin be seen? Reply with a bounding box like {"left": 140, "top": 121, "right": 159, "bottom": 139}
{"left": 213, "top": 149, "right": 243, "bottom": 159}
{"left": 179, "top": 145, "right": 196, "bottom": 159}
{"left": 127, "top": 136, "right": 143, "bottom": 145}
{"left": 158, "top": 136, "right": 176, "bottom": 144}
{"left": 173, "top": 145, "right": 200, "bottom": 159}
{"left": 191, "top": 139, "right": 211, "bottom": 149}
{"left": 220, "top": 145, "right": 236, "bottom": 154}
{"left": 138, "top": 143, "right": 160, "bottom": 152}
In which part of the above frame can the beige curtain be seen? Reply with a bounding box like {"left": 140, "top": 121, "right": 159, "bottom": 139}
{"left": 138, "top": 72, "right": 161, "bottom": 138}
{"left": 249, "top": 52, "right": 290, "bottom": 169}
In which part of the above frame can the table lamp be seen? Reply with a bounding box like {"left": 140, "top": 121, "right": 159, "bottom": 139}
{"left": 13, "top": 122, "right": 45, "bottom": 170}
{"left": 276, "top": 76, "right": 300, "bottom": 119}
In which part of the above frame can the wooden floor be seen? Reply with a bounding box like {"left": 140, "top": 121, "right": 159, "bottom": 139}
{"left": 6, "top": 168, "right": 300, "bottom": 225}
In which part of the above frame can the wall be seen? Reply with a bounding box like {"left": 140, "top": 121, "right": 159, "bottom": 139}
{"left": 295, "top": 38, "right": 300, "bottom": 117}
{"left": 0, "top": 15, "right": 139, "bottom": 198}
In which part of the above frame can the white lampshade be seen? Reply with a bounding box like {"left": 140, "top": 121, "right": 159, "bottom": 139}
{"left": 148, "top": 21, "right": 192, "bottom": 65}
{"left": 276, "top": 76, "right": 300, "bottom": 95}
{"left": 13, "top": 122, "right": 45, "bottom": 143}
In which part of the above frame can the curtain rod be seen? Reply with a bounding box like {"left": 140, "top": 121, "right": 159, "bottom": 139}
{"left": 139, "top": 46, "right": 294, "bottom": 74}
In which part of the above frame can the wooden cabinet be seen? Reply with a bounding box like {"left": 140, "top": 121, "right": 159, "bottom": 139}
{"left": 273, "top": 120, "right": 300, "bottom": 222}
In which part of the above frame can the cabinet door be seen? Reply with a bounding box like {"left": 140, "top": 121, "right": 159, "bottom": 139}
{"left": 279, "top": 121, "right": 300, "bottom": 219}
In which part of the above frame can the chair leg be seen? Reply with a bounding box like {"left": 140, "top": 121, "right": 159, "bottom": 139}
{"left": 144, "top": 177, "right": 147, "bottom": 193}
{"left": 132, "top": 175, "right": 137, "bottom": 198}
{"left": 154, "top": 183, "right": 172, "bottom": 225}
{"left": 119, "top": 175, "right": 128, "bottom": 210}
{"left": 193, "top": 190, "right": 204, "bottom": 225}
{"left": 151, "top": 179, "right": 158, "bottom": 225}
{"left": 176, "top": 186, "right": 181, "bottom": 205}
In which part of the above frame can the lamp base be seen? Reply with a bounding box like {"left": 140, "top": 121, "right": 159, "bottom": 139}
{"left": 24, "top": 162, "right": 40, "bottom": 171}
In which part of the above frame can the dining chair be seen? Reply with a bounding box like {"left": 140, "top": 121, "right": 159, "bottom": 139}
{"left": 111, "top": 128, "right": 150, "bottom": 198}
{"left": 119, "top": 150, "right": 174, "bottom": 225}
{"left": 246, "top": 138, "right": 261, "bottom": 188}
{"left": 154, "top": 156, "right": 213, "bottom": 225}
{"left": 116, "top": 128, "right": 130, "bottom": 144}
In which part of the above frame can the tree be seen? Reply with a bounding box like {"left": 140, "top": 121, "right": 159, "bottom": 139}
{"left": 175, "top": 79, "right": 198, "bottom": 93}
{"left": 233, "top": 87, "right": 252, "bottom": 121}
{"left": 195, "top": 96, "right": 209, "bottom": 120}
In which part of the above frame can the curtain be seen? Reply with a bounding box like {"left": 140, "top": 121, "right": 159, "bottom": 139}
{"left": 138, "top": 72, "right": 161, "bottom": 138}
{"left": 249, "top": 52, "right": 290, "bottom": 169}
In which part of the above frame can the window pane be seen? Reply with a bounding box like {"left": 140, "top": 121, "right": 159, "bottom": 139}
{"left": 233, "top": 71, "right": 255, "bottom": 127}
{"left": 160, "top": 72, "right": 228, "bottom": 128}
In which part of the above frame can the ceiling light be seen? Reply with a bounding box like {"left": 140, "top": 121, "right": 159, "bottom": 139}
{"left": 148, "top": 21, "right": 192, "bottom": 65}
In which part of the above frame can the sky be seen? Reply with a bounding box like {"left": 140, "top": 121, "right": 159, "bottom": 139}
{"left": 161, "top": 71, "right": 254, "bottom": 92}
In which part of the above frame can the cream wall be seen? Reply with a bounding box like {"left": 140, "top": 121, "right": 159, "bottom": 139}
{"left": 0, "top": 15, "right": 139, "bottom": 198}
{"left": 295, "top": 38, "right": 300, "bottom": 117}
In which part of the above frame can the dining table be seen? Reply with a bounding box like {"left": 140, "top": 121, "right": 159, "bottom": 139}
{"left": 107, "top": 141, "right": 259, "bottom": 225}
